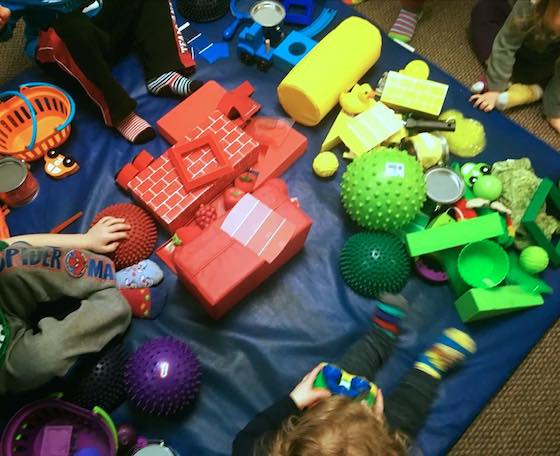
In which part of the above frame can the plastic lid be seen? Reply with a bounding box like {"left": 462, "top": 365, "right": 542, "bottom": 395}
{"left": 425, "top": 167, "right": 465, "bottom": 204}
{"left": 0, "top": 158, "right": 27, "bottom": 192}
{"left": 251, "top": 1, "right": 286, "bottom": 26}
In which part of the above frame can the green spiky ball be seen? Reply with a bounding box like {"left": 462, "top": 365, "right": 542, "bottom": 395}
{"left": 340, "top": 232, "right": 411, "bottom": 297}
{"left": 341, "top": 147, "right": 426, "bottom": 231}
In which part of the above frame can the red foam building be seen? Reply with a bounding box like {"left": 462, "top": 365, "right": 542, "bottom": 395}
{"left": 173, "top": 179, "right": 313, "bottom": 319}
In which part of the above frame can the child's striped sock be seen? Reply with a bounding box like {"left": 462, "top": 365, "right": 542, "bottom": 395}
{"left": 147, "top": 71, "right": 204, "bottom": 98}
{"left": 372, "top": 301, "right": 407, "bottom": 339}
{"left": 389, "top": 8, "right": 422, "bottom": 43}
{"left": 415, "top": 328, "right": 476, "bottom": 379}
{"left": 115, "top": 112, "right": 155, "bottom": 145}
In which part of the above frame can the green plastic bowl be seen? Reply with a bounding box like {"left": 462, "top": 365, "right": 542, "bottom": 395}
{"left": 458, "top": 240, "right": 509, "bottom": 289}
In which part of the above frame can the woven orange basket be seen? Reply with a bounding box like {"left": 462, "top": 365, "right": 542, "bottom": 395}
{"left": 0, "top": 82, "right": 76, "bottom": 162}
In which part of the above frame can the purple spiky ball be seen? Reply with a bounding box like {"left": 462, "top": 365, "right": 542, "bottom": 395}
{"left": 125, "top": 337, "right": 201, "bottom": 416}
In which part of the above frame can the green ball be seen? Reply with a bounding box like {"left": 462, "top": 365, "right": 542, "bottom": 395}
{"left": 340, "top": 232, "right": 411, "bottom": 297}
{"left": 519, "top": 246, "right": 549, "bottom": 274}
{"left": 473, "top": 175, "right": 503, "bottom": 200}
{"left": 341, "top": 147, "right": 426, "bottom": 231}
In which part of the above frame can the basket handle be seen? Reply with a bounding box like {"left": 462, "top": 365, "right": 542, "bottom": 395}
{"left": 0, "top": 90, "right": 38, "bottom": 151}
{"left": 19, "top": 82, "right": 76, "bottom": 131}
{"left": 93, "top": 405, "right": 119, "bottom": 448}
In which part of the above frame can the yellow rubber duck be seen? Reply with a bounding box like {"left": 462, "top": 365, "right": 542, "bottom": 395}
{"left": 339, "top": 83, "right": 375, "bottom": 115}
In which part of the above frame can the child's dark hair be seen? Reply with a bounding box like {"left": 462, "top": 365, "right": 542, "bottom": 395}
{"left": 260, "top": 395, "right": 408, "bottom": 456}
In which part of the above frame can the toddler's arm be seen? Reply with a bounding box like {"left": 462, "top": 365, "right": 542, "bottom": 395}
{"left": 485, "top": 1, "right": 533, "bottom": 92}
{"left": 232, "top": 364, "right": 330, "bottom": 456}
{"left": 3, "top": 217, "right": 130, "bottom": 254}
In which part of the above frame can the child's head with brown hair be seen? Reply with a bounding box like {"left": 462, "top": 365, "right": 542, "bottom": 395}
{"left": 263, "top": 395, "right": 408, "bottom": 456}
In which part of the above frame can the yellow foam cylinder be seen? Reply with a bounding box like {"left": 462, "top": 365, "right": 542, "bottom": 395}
{"left": 277, "top": 17, "right": 382, "bottom": 126}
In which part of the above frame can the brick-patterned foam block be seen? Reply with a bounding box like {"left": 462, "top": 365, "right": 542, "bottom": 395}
{"left": 92, "top": 204, "right": 158, "bottom": 270}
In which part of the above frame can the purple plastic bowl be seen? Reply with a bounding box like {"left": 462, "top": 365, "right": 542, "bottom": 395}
{"left": 0, "top": 399, "right": 117, "bottom": 456}
{"left": 125, "top": 337, "right": 201, "bottom": 416}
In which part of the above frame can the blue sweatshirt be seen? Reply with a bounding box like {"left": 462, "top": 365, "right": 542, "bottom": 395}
{"left": 0, "top": 1, "right": 103, "bottom": 57}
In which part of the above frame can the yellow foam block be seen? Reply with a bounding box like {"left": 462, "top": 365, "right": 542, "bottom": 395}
{"left": 321, "top": 109, "right": 353, "bottom": 151}
{"left": 339, "top": 102, "right": 403, "bottom": 158}
{"left": 277, "top": 17, "right": 382, "bottom": 126}
{"left": 380, "top": 71, "right": 449, "bottom": 117}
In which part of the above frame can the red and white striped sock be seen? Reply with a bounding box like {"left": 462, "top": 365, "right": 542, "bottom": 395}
{"left": 115, "top": 112, "right": 155, "bottom": 145}
{"left": 389, "top": 8, "right": 422, "bottom": 43}
{"left": 147, "top": 71, "right": 204, "bottom": 98}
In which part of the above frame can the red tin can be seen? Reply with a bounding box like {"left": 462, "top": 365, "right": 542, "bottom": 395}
{"left": 0, "top": 157, "right": 39, "bottom": 207}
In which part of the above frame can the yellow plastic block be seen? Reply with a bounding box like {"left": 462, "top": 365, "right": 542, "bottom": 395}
{"left": 321, "top": 109, "right": 353, "bottom": 151}
{"left": 339, "top": 102, "right": 403, "bottom": 158}
{"left": 278, "top": 17, "right": 382, "bottom": 126}
{"left": 380, "top": 71, "right": 449, "bottom": 117}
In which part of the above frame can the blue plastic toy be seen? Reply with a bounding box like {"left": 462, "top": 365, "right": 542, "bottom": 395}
{"left": 273, "top": 8, "right": 336, "bottom": 72}
{"left": 238, "top": 7, "right": 336, "bottom": 72}
{"left": 281, "top": 0, "right": 314, "bottom": 25}
{"left": 313, "top": 364, "right": 377, "bottom": 407}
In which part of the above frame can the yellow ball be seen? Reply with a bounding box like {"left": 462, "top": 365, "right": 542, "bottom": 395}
{"left": 400, "top": 60, "right": 430, "bottom": 80}
{"left": 313, "top": 152, "right": 339, "bottom": 178}
{"left": 520, "top": 246, "right": 549, "bottom": 274}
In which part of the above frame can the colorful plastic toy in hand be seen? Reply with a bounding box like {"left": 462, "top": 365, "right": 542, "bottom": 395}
{"left": 313, "top": 364, "right": 377, "bottom": 407}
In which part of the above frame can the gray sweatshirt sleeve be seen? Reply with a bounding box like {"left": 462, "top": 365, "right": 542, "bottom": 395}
{"left": 486, "top": 0, "right": 534, "bottom": 91}
{"left": 542, "top": 59, "right": 560, "bottom": 118}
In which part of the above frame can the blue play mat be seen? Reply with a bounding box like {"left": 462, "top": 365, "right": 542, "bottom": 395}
{"left": 1, "top": 1, "right": 559, "bottom": 455}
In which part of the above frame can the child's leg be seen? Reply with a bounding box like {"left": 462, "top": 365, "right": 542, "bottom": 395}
{"left": 0, "top": 245, "right": 131, "bottom": 393}
{"left": 384, "top": 328, "right": 476, "bottom": 439}
{"left": 469, "top": 0, "right": 512, "bottom": 64}
{"left": 389, "top": 0, "right": 426, "bottom": 44}
{"left": 134, "top": 0, "right": 202, "bottom": 98}
{"left": 0, "top": 287, "right": 130, "bottom": 394}
{"left": 337, "top": 295, "right": 408, "bottom": 382}
{"left": 35, "top": 12, "right": 155, "bottom": 144}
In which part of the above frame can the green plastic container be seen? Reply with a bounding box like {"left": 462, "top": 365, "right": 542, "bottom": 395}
{"left": 458, "top": 240, "right": 509, "bottom": 289}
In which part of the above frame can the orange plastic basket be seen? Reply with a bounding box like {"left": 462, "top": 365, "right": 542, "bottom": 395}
{"left": 0, "top": 82, "right": 76, "bottom": 162}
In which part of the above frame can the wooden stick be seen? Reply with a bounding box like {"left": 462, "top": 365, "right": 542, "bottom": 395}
{"left": 50, "top": 211, "right": 83, "bottom": 234}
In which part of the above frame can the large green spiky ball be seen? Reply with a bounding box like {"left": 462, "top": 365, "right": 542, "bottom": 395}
{"left": 340, "top": 232, "right": 411, "bottom": 298}
{"left": 341, "top": 148, "right": 426, "bottom": 231}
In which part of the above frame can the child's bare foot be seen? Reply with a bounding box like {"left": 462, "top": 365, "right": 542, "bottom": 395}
{"left": 548, "top": 117, "right": 560, "bottom": 134}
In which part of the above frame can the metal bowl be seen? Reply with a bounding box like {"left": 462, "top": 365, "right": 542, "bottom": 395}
{"left": 250, "top": 0, "right": 286, "bottom": 27}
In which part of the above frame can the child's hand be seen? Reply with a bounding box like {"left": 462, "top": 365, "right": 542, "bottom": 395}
{"left": 289, "top": 363, "right": 332, "bottom": 410}
{"left": 373, "top": 389, "right": 384, "bottom": 418}
{"left": 84, "top": 216, "right": 130, "bottom": 254}
{"left": 547, "top": 117, "right": 560, "bottom": 134}
{"left": 470, "top": 91, "right": 500, "bottom": 112}
{"left": 0, "top": 6, "right": 11, "bottom": 30}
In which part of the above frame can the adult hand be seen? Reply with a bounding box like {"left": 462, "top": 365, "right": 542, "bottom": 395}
{"left": 0, "top": 6, "right": 11, "bottom": 31}
{"left": 84, "top": 216, "right": 130, "bottom": 254}
{"left": 470, "top": 91, "right": 500, "bottom": 112}
{"left": 289, "top": 363, "right": 332, "bottom": 410}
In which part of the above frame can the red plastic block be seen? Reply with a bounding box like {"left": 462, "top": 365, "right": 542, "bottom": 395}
{"left": 157, "top": 80, "right": 261, "bottom": 145}
{"left": 126, "top": 110, "right": 261, "bottom": 233}
{"left": 218, "top": 81, "right": 260, "bottom": 126}
{"left": 244, "top": 117, "right": 307, "bottom": 189}
{"left": 173, "top": 179, "right": 313, "bottom": 319}
{"left": 169, "top": 134, "right": 234, "bottom": 192}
